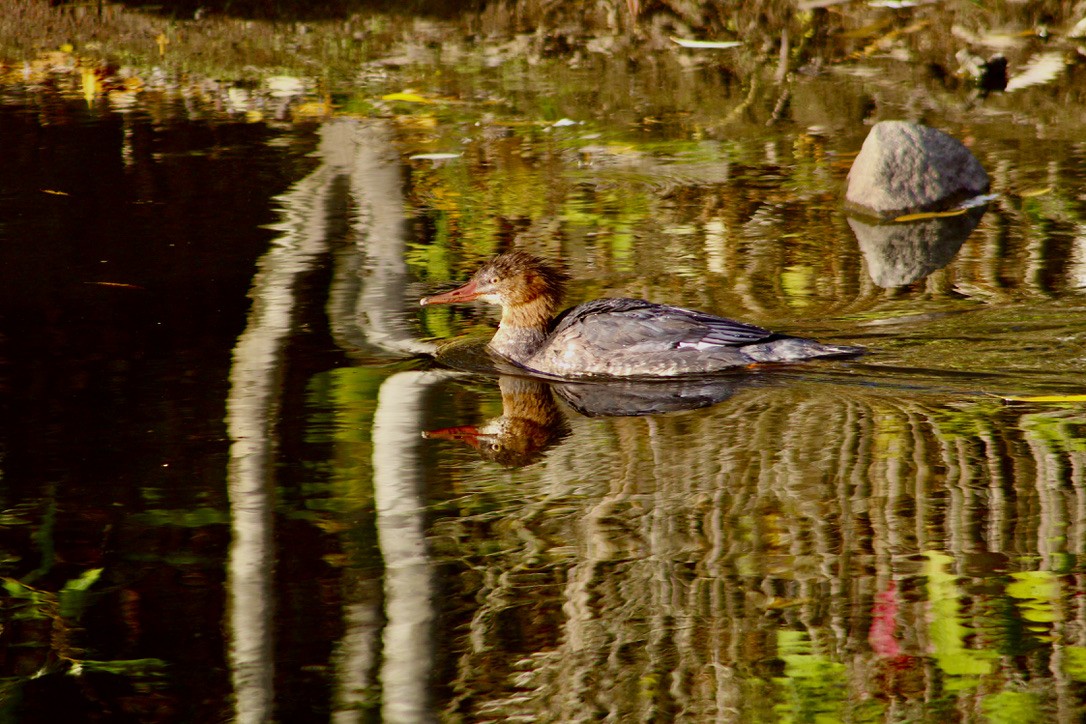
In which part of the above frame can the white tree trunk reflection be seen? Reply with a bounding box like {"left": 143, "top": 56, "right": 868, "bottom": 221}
{"left": 225, "top": 119, "right": 379, "bottom": 723}
{"left": 228, "top": 117, "right": 445, "bottom": 722}
{"left": 371, "top": 371, "right": 454, "bottom": 723}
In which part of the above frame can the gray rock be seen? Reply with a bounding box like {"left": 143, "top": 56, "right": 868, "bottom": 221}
{"left": 846, "top": 121, "right": 989, "bottom": 218}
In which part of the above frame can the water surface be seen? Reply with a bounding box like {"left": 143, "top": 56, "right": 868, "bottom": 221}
{"left": 2, "top": 26, "right": 1086, "bottom": 723}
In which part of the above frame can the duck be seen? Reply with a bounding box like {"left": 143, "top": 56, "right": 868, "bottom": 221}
{"left": 419, "top": 250, "right": 862, "bottom": 378}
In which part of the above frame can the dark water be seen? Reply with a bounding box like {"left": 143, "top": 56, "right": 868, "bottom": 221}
{"left": 0, "top": 97, "right": 323, "bottom": 718}
{"left": 3, "top": 46, "right": 1086, "bottom": 724}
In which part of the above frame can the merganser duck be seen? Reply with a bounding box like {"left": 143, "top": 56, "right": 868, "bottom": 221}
{"left": 420, "top": 251, "right": 862, "bottom": 378}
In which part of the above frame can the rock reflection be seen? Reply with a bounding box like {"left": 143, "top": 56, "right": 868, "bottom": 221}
{"left": 848, "top": 205, "right": 987, "bottom": 287}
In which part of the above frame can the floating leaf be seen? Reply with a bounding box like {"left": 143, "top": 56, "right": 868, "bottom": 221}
{"left": 894, "top": 208, "right": 967, "bottom": 222}
{"left": 3, "top": 577, "right": 41, "bottom": 600}
{"left": 670, "top": 37, "right": 742, "bottom": 49}
{"left": 64, "top": 567, "right": 103, "bottom": 593}
{"left": 382, "top": 91, "right": 435, "bottom": 104}
{"left": 1019, "top": 187, "right": 1052, "bottom": 197}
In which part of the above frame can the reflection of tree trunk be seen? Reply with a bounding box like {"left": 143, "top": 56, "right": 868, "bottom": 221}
{"left": 332, "top": 369, "right": 456, "bottom": 722}
{"left": 331, "top": 576, "right": 383, "bottom": 724}
{"left": 312, "top": 119, "right": 447, "bottom": 720}
{"left": 372, "top": 371, "right": 451, "bottom": 723}
{"left": 225, "top": 120, "right": 361, "bottom": 723}
{"left": 325, "top": 121, "right": 436, "bottom": 358}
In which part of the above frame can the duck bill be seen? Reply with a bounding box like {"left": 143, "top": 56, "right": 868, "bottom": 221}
{"left": 422, "top": 425, "right": 482, "bottom": 448}
{"left": 420, "top": 280, "right": 480, "bottom": 306}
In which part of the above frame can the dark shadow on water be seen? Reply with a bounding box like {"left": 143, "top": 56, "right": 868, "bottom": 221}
{"left": 0, "top": 96, "right": 319, "bottom": 722}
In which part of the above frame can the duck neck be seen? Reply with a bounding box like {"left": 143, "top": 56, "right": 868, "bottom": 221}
{"left": 497, "top": 376, "right": 561, "bottom": 427}
{"left": 488, "top": 296, "right": 555, "bottom": 363}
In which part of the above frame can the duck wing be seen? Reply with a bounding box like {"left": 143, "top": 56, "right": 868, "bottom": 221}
{"left": 549, "top": 298, "right": 780, "bottom": 352}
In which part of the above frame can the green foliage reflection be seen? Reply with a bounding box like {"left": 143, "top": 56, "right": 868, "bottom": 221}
{"left": 773, "top": 629, "right": 848, "bottom": 723}
{"left": 924, "top": 551, "right": 998, "bottom": 685}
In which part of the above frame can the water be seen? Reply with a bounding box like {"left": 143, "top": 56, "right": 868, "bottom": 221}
{"left": 2, "top": 31, "right": 1086, "bottom": 723}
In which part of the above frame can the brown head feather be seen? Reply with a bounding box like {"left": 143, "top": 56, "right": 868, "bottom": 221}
{"left": 473, "top": 250, "right": 568, "bottom": 310}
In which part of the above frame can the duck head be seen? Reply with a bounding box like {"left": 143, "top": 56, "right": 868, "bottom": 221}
{"left": 419, "top": 250, "right": 568, "bottom": 312}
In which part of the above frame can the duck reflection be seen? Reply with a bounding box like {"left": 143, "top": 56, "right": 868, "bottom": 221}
{"left": 549, "top": 375, "right": 748, "bottom": 418}
{"left": 424, "top": 375, "right": 570, "bottom": 467}
{"left": 847, "top": 205, "right": 987, "bottom": 287}
{"left": 425, "top": 372, "right": 753, "bottom": 466}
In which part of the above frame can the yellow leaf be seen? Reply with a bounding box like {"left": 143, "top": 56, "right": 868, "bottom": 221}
{"left": 382, "top": 91, "right": 434, "bottom": 104}
{"left": 894, "top": 209, "right": 967, "bottom": 222}
{"left": 81, "top": 67, "right": 100, "bottom": 103}
{"left": 1020, "top": 187, "right": 1052, "bottom": 197}
{"left": 1003, "top": 394, "right": 1086, "bottom": 403}
{"left": 292, "top": 101, "right": 330, "bottom": 119}
{"left": 42, "top": 189, "right": 69, "bottom": 196}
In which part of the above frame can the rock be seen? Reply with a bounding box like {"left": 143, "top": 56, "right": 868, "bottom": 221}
{"left": 847, "top": 205, "right": 986, "bottom": 287}
{"left": 845, "top": 121, "right": 989, "bottom": 219}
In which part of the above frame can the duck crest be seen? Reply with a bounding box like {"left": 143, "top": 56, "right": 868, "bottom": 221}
{"left": 481, "top": 250, "right": 568, "bottom": 310}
